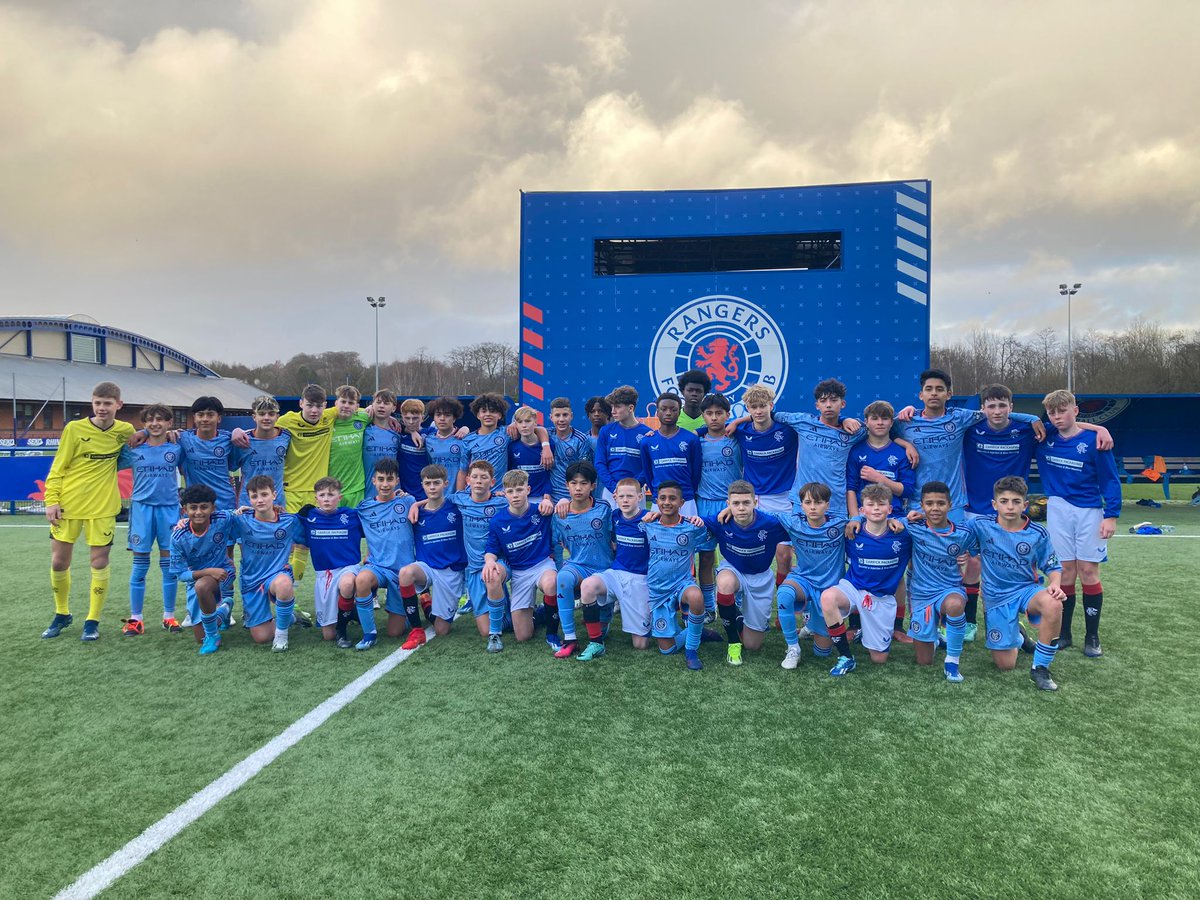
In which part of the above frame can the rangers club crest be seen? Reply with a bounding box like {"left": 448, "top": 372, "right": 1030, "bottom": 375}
{"left": 649, "top": 295, "right": 788, "bottom": 407}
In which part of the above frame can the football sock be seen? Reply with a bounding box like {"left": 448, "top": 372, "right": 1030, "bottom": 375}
{"left": 275, "top": 598, "right": 295, "bottom": 632}
{"left": 717, "top": 592, "right": 742, "bottom": 643}
{"left": 51, "top": 568, "right": 72, "bottom": 615}
{"left": 894, "top": 598, "right": 906, "bottom": 632}
{"left": 944, "top": 612, "right": 966, "bottom": 663}
{"left": 829, "top": 622, "right": 853, "bottom": 659}
{"left": 355, "top": 596, "right": 376, "bottom": 637}
{"left": 488, "top": 599, "right": 505, "bottom": 635}
{"left": 597, "top": 602, "right": 614, "bottom": 638}
{"left": 964, "top": 582, "right": 980, "bottom": 624}
{"left": 160, "top": 556, "right": 178, "bottom": 616}
{"left": 335, "top": 607, "right": 354, "bottom": 640}
{"left": 87, "top": 566, "right": 111, "bottom": 621}
{"left": 775, "top": 569, "right": 787, "bottom": 588}
{"left": 700, "top": 582, "right": 716, "bottom": 614}
{"left": 812, "top": 643, "right": 833, "bottom": 657}
{"left": 847, "top": 610, "right": 861, "bottom": 632}
{"left": 1082, "top": 582, "right": 1103, "bottom": 639}
{"left": 289, "top": 546, "right": 307, "bottom": 581}
{"left": 129, "top": 553, "right": 151, "bottom": 619}
{"left": 399, "top": 583, "right": 422, "bottom": 629}
{"left": 1033, "top": 641, "right": 1057, "bottom": 670}
{"left": 685, "top": 612, "right": 706, "bottom": 652}
{"left": 583, "top": 603, "right": 604, "bottom": 641}
{"left": 556, "top": 568, "right": 580, "bottom": 641}
{"left": 201, "top": 611, "right": 220, "bottom": 639}
{"left": 542, "top": 600, "right": 561, "bottom": 639}
{"left": 1060, "top": 589, "right": 1076, "bottom": 637}
{"left": 775, "top": 582, "right": 800, "bottom": 645}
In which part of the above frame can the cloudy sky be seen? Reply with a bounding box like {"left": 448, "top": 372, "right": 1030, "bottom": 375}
{"left": 0, "top": 0, "right": 1196, "bottom": 366}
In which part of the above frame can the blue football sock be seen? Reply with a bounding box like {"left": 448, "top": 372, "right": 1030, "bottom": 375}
{"left": 685, "top": 612, "right": 706, "bottom": 652}
{"left": 776, "top": 583, "right": 800, "bottom": 645}
{"left": 1033, "top": 640, "right": 1057, "bottom": 670}
{"left": 201, "top": 611, "right": 219, "bottom": 638}
{"left": 556, "top": 568, "right": 579, "bottom": 641}
{"left": 673, "top": 631, "right": 686, "bottom": 651}
{"left": 813, "top": 644, "right": 833, "bottom": 657}
{"left": 488, "top": 599, "right": 505, "bottom": 635}
{"left": 701, "top": 582, "right": 716, "bottom": 614}
{"left": 355, "top": 597, "right": 377, "bottom": 637}
{"left": 159, "top": 557, "right": 177, "bottom": 616}
{"left": 945, "top": 612, "right": 966, "bottom": 662}
{"left": 275, "top": 599, "right": 295, "bottom": 632}
{"left": 598, "top": 602, "right": 613, "bottom": 639}
{"left": 129, "top": 553, "right": 151, "bottom": 619}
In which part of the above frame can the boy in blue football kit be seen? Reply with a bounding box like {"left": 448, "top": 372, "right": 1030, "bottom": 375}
{"left": 229, "top": 475, "right": 304, "bottom": 651}
{"left": 579, "top": 477, "right": 654, "bottom": 653}
{"left": 296, "top": 477, "right": 364, "bottom": 646}
{"left": 846, "top": 400, "right": 914, "bottom": 518}
{"left": 170, "top": 485, "right": 236, "bottom": 655}
{"left": 642, "top": 393, "right": 703, "bottom": 513}
{"left": 483, "top": 469, "right": 558, "bottom": 647}
{"left": 548, "top": 397, "right": 595, "bottom": 502}
{"left": 695, "top": 393, "right": 742, "bottom": 616}
{"left": 402, "top": 465, "right": 468, "bottom": 639}
{"left": 642, "top": 481, "right": 712, "bottom": 670}
{"left": 452, "top": 460, "right": 511, "bottom": 644}
{"left": 509, "top": 406, "right": 555, "bottom": 511}
{"left": 361, "top": 390, "right": 401, "bottom": 500}
{"left": 231, "top": 395, "right": 291, "bottom": 510}
{"left": 121, "top": 404, "right": 182, "bottom": 636}
{"left": 551, "top": 461, "right": 614, "bottom": 659}
{"left": 1038, "top": 390, "right": 1122, "bottom": 658}
{"left": 733, "top": 384, "right": 799, "bottom": 581}
{"left": 595, "top": 385, "right": 653, "bottom": 505}
{"left": 352, "top": 459, "right": 419, "bottom": 649}
{"left": 964, "top": 476, "right": 1066, "bottom": 691}
{"left": 425, "top": 396, "right": 468, "bottom": 491}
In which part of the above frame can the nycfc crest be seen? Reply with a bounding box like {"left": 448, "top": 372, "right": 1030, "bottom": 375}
{"left": 648, "top": 295, "right": 788, "bottom": 410}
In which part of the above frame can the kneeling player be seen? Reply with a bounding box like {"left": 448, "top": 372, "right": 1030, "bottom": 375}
{"left": 482, "top": 469, "right": 557, "bottom": 648}
{"left": 297, "top": 477, "right": 363, "bottom": 647}
{"left": 642, "top": 481, "right": 711, "bottom": 670}
{"left": 965, "top": 476, "right": 1066, "bottom": 691}
{"left": 170, "top": 485, "right": 236, "bottom": 655}
{"left": 551, "top": 461, "right": 614, "bottom": 658}
{"left": 403, "top": 465, "right": 468, "bottom": 639}
{"left": 820, "top": 484, "right": 911, "bottom": 676}
{"left": 579, "top": 477, "right": 653, "bottom": 656}
{"left": 451, "top": 460, "right": 510, "bottom": 645}
{"left": 354, "top": 459, "right": 419, "bottom": 650}
{"left": 229, "top": 475, "right": 304, "bottom": 651}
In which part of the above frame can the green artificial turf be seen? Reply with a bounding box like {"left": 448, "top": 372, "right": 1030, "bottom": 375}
{"left": 2, "top": 502, "right": 1198, "bottom": 898}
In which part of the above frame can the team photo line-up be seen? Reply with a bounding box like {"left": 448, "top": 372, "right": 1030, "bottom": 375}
{"left": 41, "top": 366, "right": 1122, "bottom": 691}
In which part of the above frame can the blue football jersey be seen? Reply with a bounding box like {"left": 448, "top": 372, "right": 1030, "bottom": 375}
{"left": 169, "top": 511, "right": 234, "bottom": 582}
{"left": 778, "top": 512, "right": 848, "bottom": 590}
{"left": 905, "top": 520, "right": 979, "bottom": 600}
{"left": 463, "top": 428, "right": 511, "bottom": 478}
{"left": 398, "top": 431, "right": 430, "bottom": 500}
{"left": 962, "top": 419, "right": 1038, "bottom": 516}
{"left": 230, "top": 512, "right": 304, "bottom": 588}
{"left": 612, "top": 508, "right": 650, "bottom": 575}
{"left": 845, "top": 526, "right": 912, "bottom": 595}
{"left": 775, "top": 411, "right": 867, "bottom": 517}
{"left": 425, "top": 431, "right": 467, "bottom": 488}
{"left": 357, "top": 494, "right": 417, "bottom": 571}
{"left": 128, "top": 442, "right": 182, "bottom": 506}
{"left": 733, "top": 421, "right": 798, "bottom": 496}
{"left": 362, "top": 425, "right": 400, "bottom": 493}
{"left": 509, "top": 438, "right": 552, "bottom": 498}
{"left": 701, "top": 511, "right": 789, "bottom": 576}
{"left": 552, "top": 501, "right": 615, "bottom": 572}
{"left": 697, "top": 433, "right": 743, "bottom": 501}
{"left": 643, "top": 519, "right": 709, "bottom": 599}
{"left": 232, "top": 432, "right": 291, "bottom": 508}
{"left": 1036, "top": 428, "right": 1122, "bottom": 518}
{"left": 297, "top": 506, "right": 364, "bottom": 571}
{"left": 641, "top": 428, "right": 703, "bottom": 500}
{"left": 414, "top": 499, "right": 467, "bottom": 571}
{"left": 485, "top": 504, "right": 552, "bottom": 570}
{"left": 550, "top": 428, "right": 594, "bottom": 501}
{"left": 595, "top": 421, "right": 653, "bottom": 492}
{"left": 177, "top": 430, "right": 236, "bottom": 510}
{"left": 846, "top": 440, "right": 914, "bottom": 515}
{"left": 451, "top": 489, "right": 509, "bottom": 571}
{"left": 964, "top": 516, "right": 1061, "bottom": 598}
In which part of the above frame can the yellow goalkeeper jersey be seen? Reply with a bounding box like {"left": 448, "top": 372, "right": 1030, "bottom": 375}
{"left": 278, "top": 407, "right": 339, "bottom": 499}
{"left": 43, "top": 417, "right": 136, "bottom": 518}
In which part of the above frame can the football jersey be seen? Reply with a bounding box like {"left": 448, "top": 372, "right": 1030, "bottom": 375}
{"left": 612, "top": 508, "right": 651, "bottom": 575}
{"left": 177, "top": 430, "right": 236, "bottom": 510}
{"left": 643, "top": 519, "right": 710, "bottom": 599}
{"left": 595, "top": 421, "right": 653, "bottom": 492}
{"left": 964, "top": 516, "right": 1061, "bottom": 598}
{"left": 550, "top": 428, "right": 594, "bottom": 501}
{"left": 697, "top": 433, "right": 743, "bottom": 501}
{"left": 485, "top": 504, "right": 552, "bottom": 570}
{"left": 676, "top": 409, "right": 706, "bottom": 434}
{"left": 734, "top": 420, "right": 798, "bottom": 496}
{"left": 464, "top": 428, "right": 511, "bottom": 478}
{"left": 232, "top": 432, "right": 291, "bottom": 508}
{"left": 1036, "top": 428, "right": 1122, "bottom": 518}
{"left": 44, "top": 417, "right": 137, "bottom": 519}
{"left": 451, "top": 489, "right": 509, "bottom": 571}
{"left": 229, "top": 512, "right": 304, "bottom": 587}
{"left": 330, "top": 414, "right": 369, "bottom": 502}
{"left": 774, "top": 411, "right": 867, "bottom": 517}
{"left": 778, "top": 512, "right": 848, "bottom": 590}
{"left": 905, "top": 520, "right": 979, "bottom": 600}
{"left": 641, "top": 428, "right": 702, "bottom": 499}
{"left": 297, "top": 506, "right": 364, "bottom": 571}
{"left": 414, "top": 499, "right": 467, "bottom": 571}
{"left": 846, "top": 440, "right": 914, "bottom": 516}
{"left": 963, "top": 419, "right": 1038, "bottom": 516}
{"left": 845, "top": 526, "right": 912, "bottom": 595}
{"left": 169, "top": 511, "right": 235, "bottom": 582}
{"left": 509, "top": 438, "right": 552, "bottom": 498}
{"left": 552, "top": 501, "right": 615, "bottom": 572}
{"left": 278, "top": 407, "right": 338, "bottom": 498}
{"left": 361, "top": 424, "right": 400, "bottom": 493}
{"left": 425, "top": 431, "right": 467, "bottom": 488}
{"left": 397, "top": 431, "right": 430, "bottom": 500}
{"left": 701, "top": 511, "right": 789, "bottom": 576}
{"left": 126, "top": 441, "right": 182, "bottom": 506}
{"left": 357, "top": 493, "right": 417, "bottom": 571}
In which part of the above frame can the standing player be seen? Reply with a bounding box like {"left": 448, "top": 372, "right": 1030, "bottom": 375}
{"left": 328, "top": 385, "right": 370, "bottom": 507}
{"left": 170, "top": 485, "right": 236, "bottom": 655}
{"left": 595, "top": 385, "right": 653, "bottom": 505}
{"left": 176, "top": 396, "right": 237, "bottom": 511}
{"left": 121, "top": 403, "right": 183, "bottom": 636}
{"left": 362, "top": 390, "right": 401, "bottom": 500}
{"left": 229, "top": 475, "right": 304, "bottom": 651}
{"left": 1037, "top": 390, "right": 1121, "bottom": 657}
{"left": 547, "top": 397, "right": 594, "bottom": 505}
{"left": 675, "top": 369, "right": 712, "bottom": 433}
{"left": 465, "top": 394, "right": 514, "bottom": 479}
{"left": 397, "top": 398, "right": 431, "bottom": 501}
{"left": 42, "top": 381, "right": 136, "bottom": 641}
{"left": 296, "top": 477, "right": 363, "bottom": 646}
{"left": 452, "top": 460, "right": 511, "bottom": 647}
{"left": 584, "top": 396, "right": 612, "bottom": 454}
{"left": 508, "top": 406, "right": 554, "bottom": 511}
{"left": 550, "top": 461, "right": 614, "bottom": 658}
{"left": 402, "top": 464, "right": 468, "bottom": 639}
{"left": 846, "top": 400, "right": 914, "bottom": 518}
{"left": 696, "top": 393, "right": 743, "bottom": 621}
{"left": 425, "top": 397, "right": 468, "bottom": 492}
{"left": 642, "top": 393, "right": 703, "bottom": 512}
{"left": 231, "top": 395, "right": 291, "bottom": 510}
{"left": 353, "top": 459, "right": 420, "bottom": 649}
{"left": 642, "top": 481, "right": 712, "bottom": 670}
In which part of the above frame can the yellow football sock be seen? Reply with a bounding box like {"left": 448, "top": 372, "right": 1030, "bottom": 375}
{"left": 289, "top": 546, "right": 307, "bottom": 581}
{"left": 87, "top": 566, "right": 111, "bottom": 621}
{"left": 51, "top": 568, "right": 72, "bottom": 615}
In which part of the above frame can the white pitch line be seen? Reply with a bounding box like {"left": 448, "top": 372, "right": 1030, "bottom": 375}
{"left": 53, "top": 628, "right": 435, "bottom": 900}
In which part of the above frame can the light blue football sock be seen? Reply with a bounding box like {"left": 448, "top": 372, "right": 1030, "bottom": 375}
{"left": 685, "top": 612, "right": 706, "bottom": 652}
{"left": 556, "top": 568, "right": 580, "bottom": 641}
{"left": 673, "top": 631, "right": 686, "bottom": 651}
{"left": 488, "top": 599, "right": 505, "bottom": 635}
{"left": 776, "top": 582, "right": 800, "bottom": 645}
{"left": 1033, "top": 640, "right": 1057, "bottom": 670}
{"left": 945, "top": 612, "right": 966, "bottom": 662}
{"left": 129, "top": 553, "right": 151, "bottom": 619}
{"left": 275, "top": 599, "right": 295, "bottom": 632}
{"left": 701, "top": 582, "right": 716, "bottom": 614}
{"left": 201, "top": 611, "right": 219, "bottom": 638}
{"left": 355, "top": 596, "right": 376, "bottom": 636}
{"left": 813, "top": 644, "right": 833, "bottom": 657}
{"left": 159, "top": 556, "right": 178, "bottom": 616}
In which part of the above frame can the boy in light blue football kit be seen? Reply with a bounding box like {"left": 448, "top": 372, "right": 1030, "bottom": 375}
{"left": 964, "top": 475, "right": 1066, "bottom": 691}
{"left": 595, "top": 385, "right": 653, "bottom": 506}
{"left": 170, "top": 485, "right": 236, "bottom": 654}
{"left": 229, "top": 474, "right": 305, "bottom": 651}
{"left": 695, "top": 393, "right": 743, "bottom": 616}
{"left": 548, "top": 397, "right": 595, "bottom": 502}
{"left": 1038, "top": 389, "right": 1122, "bottom": 658}
{"left": 402, "top": 464, "right": 468, "bottom": 640}
{"left": 121, "top": 404, "right": 182, "bottom": 635}
{"left": 452, "top": 459, "right": 511, "bottom": 643}
{"left": 550, "top": 461, "right": 614, "bottom": 659}
{"left": 361, "top": 390, "right": 401, "bottom": 500}
{"left": 231, "top": 395, "right": 291, "bottom": 510}
{"left": 425, "top": 396, "right": 468, "bottom": 491}
{"left": 296, "top": 476, "right": 364, "bottom": 646}
{"left": 352, "top": 458, "right": 419, "bottom": 649}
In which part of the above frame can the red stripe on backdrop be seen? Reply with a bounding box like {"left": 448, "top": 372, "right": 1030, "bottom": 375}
{"left": 522, "top": 328, "right": 543, "bottom": 349}
{"left": 522, "top": 302, "right": 544, "bottom": 324}
{"left": 523, "top": 379, "right": 544, "bottom": 401}
{"left": 524, "top": 355, "right": 544, "bottom": 375}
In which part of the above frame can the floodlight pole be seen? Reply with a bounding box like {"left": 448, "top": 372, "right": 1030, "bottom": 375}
{"left": 1058, "top": 283, "right": 1082, "bottom": 392}
{"left": 367, "top": 296, "right": 387, "bottom": 393}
